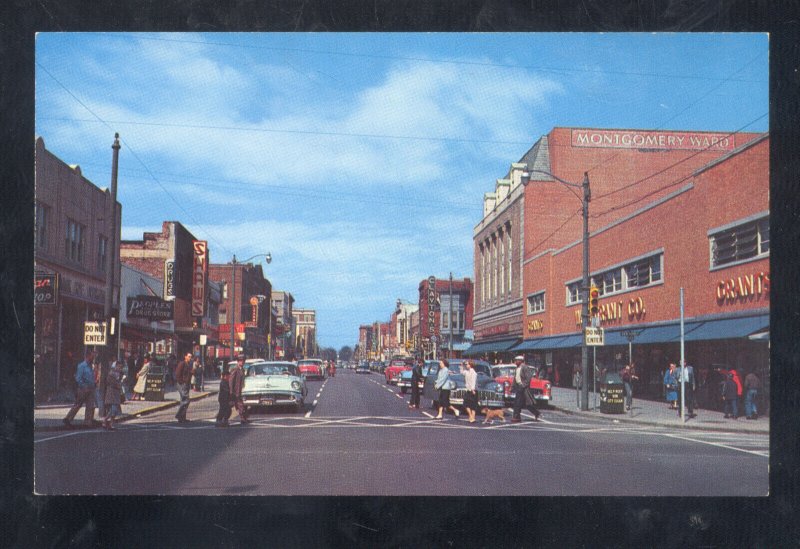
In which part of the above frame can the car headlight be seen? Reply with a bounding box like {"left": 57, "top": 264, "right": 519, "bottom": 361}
{"left": 291, "top": 381, "right": 301, "bottom": 391}
{"left": 495, "top": 383, "right": 503, "bottom": 393}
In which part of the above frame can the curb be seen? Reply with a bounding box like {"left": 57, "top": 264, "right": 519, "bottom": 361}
{"left": 550, "top": 403, "right": 769, "bottom": 435}
{"left": 35, "top": 390, "right": 218, "bottom": 432}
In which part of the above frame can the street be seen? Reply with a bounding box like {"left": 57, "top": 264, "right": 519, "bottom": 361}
{"left": 34, "top": 369, "right": 768, "bottom": 496}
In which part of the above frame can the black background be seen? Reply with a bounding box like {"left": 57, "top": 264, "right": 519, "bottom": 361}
{"left": 3, "top": 1, "right": 799, "bottom": 547}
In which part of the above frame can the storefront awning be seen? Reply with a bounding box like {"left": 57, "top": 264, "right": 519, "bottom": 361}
{"left": 682, "top": 314, "right": 769, "bottom": 341}
{"left": 513, "top": 333, "right": 583, "bottom": 351}
{"left": 463, "top": 338, "right": 520, "bottom": 355}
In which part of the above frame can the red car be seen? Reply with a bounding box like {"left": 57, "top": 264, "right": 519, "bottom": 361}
{"left": 384, "top": 359, "right": 411, "bottom": 385}
{"left": 297, "top": 359, "right": 326, "bottom": 381}
{"left": 491, "top": 363, "right": 552, "bottom": 405}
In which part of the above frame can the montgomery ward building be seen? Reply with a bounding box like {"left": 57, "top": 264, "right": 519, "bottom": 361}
{"left": 471, "top": 127, "right": 762, "bottom": 364}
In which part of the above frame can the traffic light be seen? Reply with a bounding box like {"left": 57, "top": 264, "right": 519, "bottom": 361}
{"left": 589, "top": 285, "right": 599, "bottom": 315}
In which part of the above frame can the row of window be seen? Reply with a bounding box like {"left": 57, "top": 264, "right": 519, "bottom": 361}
{"left": 479, "top": 222, "right": 514, "bottom": 305}
{"left": 527, "top": 215, "right": 770, "bottom": 313}
{"left": 36, "top": 203, "right": 110, "bottom": 273}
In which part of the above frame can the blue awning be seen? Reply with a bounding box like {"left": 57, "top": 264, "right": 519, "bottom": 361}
{"left": 463, "top": 337, "right": 520, "bottom": 355}
{"left": 513, "top": 334, "right": 569, "bottom": 351}
{"left": 683, "top": 314, "right": 769, "bottom": 341}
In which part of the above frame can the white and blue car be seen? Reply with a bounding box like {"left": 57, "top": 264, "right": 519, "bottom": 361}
{"left": 241, "top": 361, "right": 308, "bottom": 413}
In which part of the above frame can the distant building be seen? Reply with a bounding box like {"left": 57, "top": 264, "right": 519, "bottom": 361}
{"left": 293, "top": 308, "right": 317, "bottom": 358}
{"left": 417, "top": 276, "right": 473, "bottom": 359}
{"left": 272, "top": 291, "right": 295, "bottom": 359}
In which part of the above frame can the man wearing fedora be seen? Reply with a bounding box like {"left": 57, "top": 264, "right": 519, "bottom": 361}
{"left": 511, "top": 354, "right": 541, "bottom": 423}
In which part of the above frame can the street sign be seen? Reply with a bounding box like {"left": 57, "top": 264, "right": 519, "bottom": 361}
{"left": 584, "top": 326, "right": 604, "bottom": 346}
{"left": 84, "top": 321, "right": 108, "bottom": 346}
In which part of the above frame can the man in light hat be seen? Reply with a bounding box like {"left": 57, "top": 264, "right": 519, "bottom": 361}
{"left": 229, "top": 354, "right": 250, "bottom": 425}
{"left": 511, "top": 355, "right": 540, "bottom": 423}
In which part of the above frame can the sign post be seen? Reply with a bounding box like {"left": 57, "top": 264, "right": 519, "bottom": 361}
{"left": 584, "top": 327, "right": 605, "bottom": 346}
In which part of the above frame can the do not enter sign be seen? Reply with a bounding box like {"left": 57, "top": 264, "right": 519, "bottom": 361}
{"left": 84, "top": 321, "right": 108, "bottom": 346}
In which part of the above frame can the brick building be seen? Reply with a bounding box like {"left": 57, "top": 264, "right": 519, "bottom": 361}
{"left": 471, "top": 126, "right": 762, "bottom": 363}
{"left": 418, "top": 276, "right": 473, "bottom": 359}
{"left": 293, "top": 308, "right": 317, "bottom": 358}
{"left": 208, "top": 261, "right": 272, "bottom": 359}
{"left": 514, "top": 133, "right": 769, "bottom": 409}
{"left": 34, "top": 137, "right": 121, "bottom": 400}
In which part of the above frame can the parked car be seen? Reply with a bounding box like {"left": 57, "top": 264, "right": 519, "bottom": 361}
{"left": 396, "top": 360, "right": 438, "bottom": 393}
{"left": 241, "top": 361, "right": 307, "bottom": 412}
{"left": 297, "top": 358, "right": 326, "bottom": 380}
{"left": 422, "top": 359, "right": 504, "bottom": 410}
{"left": 355, "top": 362, "right": 370, "bottom": 374}
{"left": 384, "top": 358, "right": 412, "bottom": 385}
{"left": 491, "top": 363, "right": 553, "bottom": 405}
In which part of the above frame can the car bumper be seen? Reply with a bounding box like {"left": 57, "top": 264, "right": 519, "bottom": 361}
{"left": 450, "top": 389, "right": 505, "bottom": 408}
{"left": 242, "top": 391, "right": 304, "bottom": 407}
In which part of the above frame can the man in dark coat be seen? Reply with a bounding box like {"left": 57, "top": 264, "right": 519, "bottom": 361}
{"left": 511, "top": 355, "right": 540, "bottom": 423}
{"left": 229, "top": 355, "right": 250, "bottom": 425}
{"left": 408, "top": 357, "right": 424, "bottom": 410}
{"left": 215, "top": 365, "right": 232, "bottom": 427}
{"left": 174, "top": 351, "right": 193, "bottom": 423}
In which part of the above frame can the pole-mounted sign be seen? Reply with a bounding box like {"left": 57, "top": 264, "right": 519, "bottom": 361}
{"left": 84, "top": 321, "right": 108, "bottom": 346}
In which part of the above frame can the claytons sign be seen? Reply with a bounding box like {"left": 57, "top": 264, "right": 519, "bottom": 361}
{"left": 571, "top": 129, "right": 735, "bottom": 151}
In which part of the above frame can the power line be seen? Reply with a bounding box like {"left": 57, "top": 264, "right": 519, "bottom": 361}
{"left": 527, "top": 208, "right": 582, "bottom": 256}
{"left": 37, "top": 60, "right": 235, "bottom": 258}
{"left": 125, "top": 34, "right": 766, "bottom": 84}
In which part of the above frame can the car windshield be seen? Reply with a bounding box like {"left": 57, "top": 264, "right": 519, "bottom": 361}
{"left": 248, "top": 363, "right": 295, "bottom": 376}
{"left": 298, "top": 361, "right": 320, "bottom": 367}
{"left": 492, "top": 366, "right": 516, "bottom": 378}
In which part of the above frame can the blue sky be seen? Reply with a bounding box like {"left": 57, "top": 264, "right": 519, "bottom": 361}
{"left": 35, "top": 32, "right": 768, "bottom": 350}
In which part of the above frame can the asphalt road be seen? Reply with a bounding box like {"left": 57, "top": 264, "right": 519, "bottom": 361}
{"left": 34, "top": 369, "right": 769, "bottom": 496}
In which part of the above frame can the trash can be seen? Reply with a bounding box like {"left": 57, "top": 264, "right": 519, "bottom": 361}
{"left": 599, "top": 372, "right": 625, "bottom": 414}
{"left": 143, "top": 364, "right": 166, "bottom": 401}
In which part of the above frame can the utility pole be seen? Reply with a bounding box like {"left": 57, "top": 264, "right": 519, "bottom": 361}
{"left": 580, "top": 172, "right": 591, "bottom": 411}
{"left": 105, "top": 133, "right": 121, "bottom": 360}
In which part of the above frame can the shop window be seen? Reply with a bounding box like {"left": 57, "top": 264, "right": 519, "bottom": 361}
{"left": 625, "top": 255, "right": 661, "bottom": 288}
{"left": 35, "top": 203, "right": 49, "bottom": 250}
{"left": 527, "top": 291, "right": 545, "bottom": 314}
{"left": 600, "top": 270, "right": 623, "bottom": 295}
{"left": 710, "top": 216, "right": 769, "bottom": 268}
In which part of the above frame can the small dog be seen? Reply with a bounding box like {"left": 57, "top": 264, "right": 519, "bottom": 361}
{"left": 481, "top": 407, "right": 505, "bottom": 424}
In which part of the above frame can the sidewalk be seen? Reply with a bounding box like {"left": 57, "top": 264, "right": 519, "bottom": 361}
{"left": 35, "top": 379, "right": 220, "bottom": 431}
{"left": 547, "top": 386, "right": 768, "bottom": 434}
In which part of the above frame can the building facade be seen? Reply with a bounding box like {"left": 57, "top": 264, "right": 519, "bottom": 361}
{"left": 293, "top": 308, "right": 317, "bottom": 358}
{"left": 515, "top": 133, "right": 769, "bottom": 409}
{"left": 272, "top": 290, "right": 295, "bottom": 360}
{"left": 120, "top": 221, "right": 211, "bottom": 358}
{"left": 34, "top": 137, "right": 121, "bottom": 400}
{"left": 208, "top": 261, "right": 272, "bottom": 359}
{"left": 418, "top": 276, "right": 473, "bottom": 359}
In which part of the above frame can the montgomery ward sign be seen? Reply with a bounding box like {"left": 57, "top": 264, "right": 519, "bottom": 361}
{"left": 127, "top": 295, "right": 174, "bottom": 321}
{"left": 572, "top": 129, "right": 735, "bottom": 151}
{"left": 192, "top": 241, "right": 207, "bottom": 317}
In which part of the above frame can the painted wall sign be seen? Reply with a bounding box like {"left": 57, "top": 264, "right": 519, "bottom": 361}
{"left": 35, "top": 273, "right": 58, "bottom": 305}
{"left": 716, "top": 271, "right": 770, "bottom": 304}
{"left": 571, "top": 129, "right": 735, "bottom": 151}
{"left": 192, "top": 241, "right": 207, "bottom": 317}
{"left": 126, "top": 295, "right": 174, "bottom": 321}
{"left": 164, "top": 260, "right": 175, "bottom": 300}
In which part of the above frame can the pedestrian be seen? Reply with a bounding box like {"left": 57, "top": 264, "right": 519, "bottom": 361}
{"left": 463, "top": 360, "right": 478, "bottom": 424}
{"left": 408, "top": 357, "right": 423, "bottom": 410}
{"left": 126, "top": 351, "right": 138, "bottom": 393}
{"left": 730, "top": 368, "right": 744, "bottom": 418}
{"left": 191, "top": 355, "right": 203, "bottom": 391}
{"left": 103, "top": 359, "right": 125, "bottom": 430}
{"left": 722, "top": 372, "right": 739, "bottom": 419}
{"left": 63, "top": 349, "right": 97, "bottom": 428}
{"left": 433, "top": 359, "right": 460, "bottom": 419}
{"left": 744, "top": 371, "right": 762, "bottom": 419}
{"left": 621, "top": 364, "right": 638, "bottom": 411}
{"left": 512, "top": 355, "right": 540, "bottom": 423}
{"left": 664, "top": 363, "right": 678, "bottom": 410}
{"left": 132, "top": 353, "right": 152, "bottom": 400}
{"left": 215, "top": 365, "right": 232, "bottom": 427}
{"left": 572, "top": 365, "right": 583, "bottom": 409}
{"left": 677, "top": 361, "right": 696, "bottom": 418}
{"left": 166, "top": 353, "right": 177, "bottom": 387}
{"left": 229, "top": 354, "right": 250, "bottom": 425}
{"left": 174, "top": 351, "right": 193, "bottom": 423}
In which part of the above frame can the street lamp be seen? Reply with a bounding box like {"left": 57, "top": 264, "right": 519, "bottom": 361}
{"left": 521, "top": 169, "right": 591, "bottom": 411}
{"left": 229, "top": 252, "right": 271, "bottom": 361}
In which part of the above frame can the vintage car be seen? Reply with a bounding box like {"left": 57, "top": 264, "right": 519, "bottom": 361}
{"left": 422, "top": 359, "right": 504, "bottom": 410}
{"left": 355, "top": 361, "right": 370, "bottom": 374}
{"left": 384, "top": 358, "right": 412, "bottom": 385}
{"left": 241, "top": 361, "right": 308, "bottom": 412}
{"left": 297, "top": 358, "right": 326, "bottom": 380}
{"left": 491, "top": 363, "right": 553, "bottom": 405}
{"left": 396, "top": 361, "right": 438, "bottom": 393}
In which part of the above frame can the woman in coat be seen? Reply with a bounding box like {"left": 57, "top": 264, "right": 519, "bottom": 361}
{"left": 434, "top": 359, "right": 460, "bottom": 420}
{"left": 132, "top": 355, "right": 151, "bottom": 400}
{"left": 103, "top": 361, "right": 124, "bottom": 430}
{"left": 463, "top": 360, "right": 478, "bottom": 423}
{"left": 663, "top": 363, "right": 678, "bottom": 409}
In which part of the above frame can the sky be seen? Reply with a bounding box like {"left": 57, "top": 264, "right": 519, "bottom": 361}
{"left": 35, "top": 32, "right": 768, "bottom": 350}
